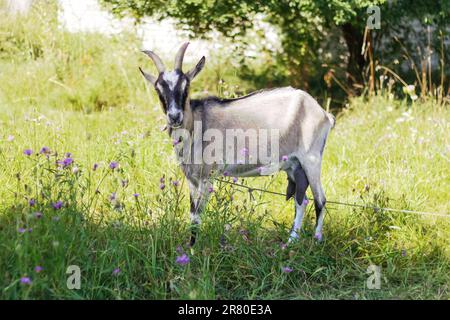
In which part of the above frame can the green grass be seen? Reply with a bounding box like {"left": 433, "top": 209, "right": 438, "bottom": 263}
{"left": 0, "top": 2, "right": 449, "bottom": 300}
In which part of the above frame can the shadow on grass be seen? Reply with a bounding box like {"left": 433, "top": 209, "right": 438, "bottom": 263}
{"left": 0, "top": 192, "right": 448, "bottom": 299}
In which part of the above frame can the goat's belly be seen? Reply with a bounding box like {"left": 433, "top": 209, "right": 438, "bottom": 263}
{"left": 221, "top": 162, "right": 290, "bottom": 177}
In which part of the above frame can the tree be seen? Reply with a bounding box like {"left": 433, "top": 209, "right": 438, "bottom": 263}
{"left": 102, "top": 0, "right": 449, "bottom": 97}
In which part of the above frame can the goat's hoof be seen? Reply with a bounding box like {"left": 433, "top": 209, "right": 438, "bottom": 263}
{"left": 288, "top": 234, "right": 301, "bottom": 244}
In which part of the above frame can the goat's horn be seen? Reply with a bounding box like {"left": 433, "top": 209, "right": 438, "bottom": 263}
{"left": 174, "top": 42, "right": 189, "bottom": 71}
{"left": 142, "top": 50, "right": 165, "bottom": 73}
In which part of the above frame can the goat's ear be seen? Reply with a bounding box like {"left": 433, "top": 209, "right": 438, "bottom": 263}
{"left": 186, "top": 56, "right": 205, "bottom": 81}
{"left": 139, "top": 67, "right": 157, "bottom": 86}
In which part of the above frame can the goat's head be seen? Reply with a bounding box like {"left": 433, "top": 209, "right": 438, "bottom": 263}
{"left": 139, "top": 42, "right": 205, "bottom": 129}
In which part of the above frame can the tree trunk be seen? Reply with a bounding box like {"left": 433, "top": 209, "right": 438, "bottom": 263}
{"left": 341, "top": 23, "right": 366, "bottom": 95}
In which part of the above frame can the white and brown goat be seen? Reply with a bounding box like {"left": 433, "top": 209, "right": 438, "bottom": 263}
{"left": 139, "top": 42, "right": 335, "bottom": 245}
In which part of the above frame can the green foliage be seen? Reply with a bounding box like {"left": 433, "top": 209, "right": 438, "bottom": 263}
{"left": 102, "top": 0, "right": 449, "bottom": 102}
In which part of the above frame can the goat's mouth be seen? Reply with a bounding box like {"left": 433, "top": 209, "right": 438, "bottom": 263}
{"left": 169, "top": 122, "right": 183, "bottom": 129}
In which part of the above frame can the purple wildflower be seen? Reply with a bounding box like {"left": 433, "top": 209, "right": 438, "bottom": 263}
{"left": 282, "top": 155, "right": 289, "bottom": 162}
{"left": 208, "top": 186, "right": 214, "bottom": 193}
{"left": 109, "top": 192, "right": 117, "bottom": 201}
{"left": 223, "top": 171, "right": 229, "bottom": 177}
{"left": 133, "top": 193, "right": 139, "bottom": 198}
{"left": 34, "top": 212, "right": 42, "bottom": 219}
{"left": 58, "top": 157, "right": 73, "bottom": 168}
{"left": 303, "top": 198, "right": 309, "bottom": 206}
{"left": 52, "top": 201, "right": 63, "bottom": 210}
{"left": 314, "top": 232, "right": 323, "bottom": 242}
{"left": 172, "top": 180, "right": 180, "bottom": 187}
{"left": 232, "top": 177, "right": 238, "bottom": 183}
{"left": 7, "top": 135, "right": 14, "bottom": 142}
{"left": 18, "top": 227, "right": 26, "bottom": 234}
{"left": 159, "top": 183, "right": 166, "bottom": 190}
{"left": 34, "top": 266, "right": 43, "bottom": 273}
{"left": 20, "top": 277, "right": 32, "bottom": 285}
{"left": 172, "top": 139, "right": 180, "bottom": 146}
{"left": 28, "top": 228, "right": 32, "bottom": 233}
{"left": 93, "top": 163, "right": 99, "bottom": 171}
{"left": 282, "top": 266, "right": 293, "bottom": 273}
{"left": 28, "top": 198, "right": 36, "bottom": 207}
{"left": 112, "top": 268, "right": 121, "bottom": 276}
{"left": 160, "top": 177, "right": 165, "bottom": 183}
{"left": 39, "top": 146, "right": 50, "bottom": 155}
{"left": 175, "top": 253, "right": 190, "bottom": 266}
{"left": 121, "top": 179, "right": 128, "bottom": 188}
{"left": 23, "top": 149, "right": 33, "bottom": 156}
{"left": 401, "top": 249, "right": 407, "bottom": 257}
{"left": 109, "top": 161, "right": 119, "bottom": 170}
{"left": 65, "top": 152, "right": 72, "bottom": 158}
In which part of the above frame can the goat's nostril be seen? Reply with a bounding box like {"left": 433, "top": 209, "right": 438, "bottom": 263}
{"left": 168, "top": 112, "right": 181, "bottom": 124}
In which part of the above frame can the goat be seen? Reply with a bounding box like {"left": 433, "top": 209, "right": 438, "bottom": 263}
{"left": 139, "top": 42, "right": 335, "bottom": 246}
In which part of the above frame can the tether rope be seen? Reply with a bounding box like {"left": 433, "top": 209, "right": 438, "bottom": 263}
{"left": 214, "top": 178, "right": 449, "bottom": 218}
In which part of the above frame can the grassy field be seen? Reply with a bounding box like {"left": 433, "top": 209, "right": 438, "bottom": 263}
{"left": 0, "top": 3, "right": 449, "bottom": 299}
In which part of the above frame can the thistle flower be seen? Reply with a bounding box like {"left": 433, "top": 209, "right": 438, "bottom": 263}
{"left": 314, "top": 232, "right": 322, "bottom": 241}
{"left": 58, "top": 157, "right": 73, "bottom": 168}
{"left": 52, "top": 201, "right": 63, "bottom": 210}
{"left": 39, "top": 146, "right": 50, "bottom": 155}
{"left": 175, "top": 254, "right": 190, "bottom": 266}
{"left": 34, "top": 212, "right": 43, "bottom": 219}
{"left": 23, "top": 149, "right": 33, "bottom": 156}
{"left": 133, "top": 193, "right": 139, "bottom": 198}
{"left": 93, "top": 163, "right": 99, "bottom": 171}
{"left": 282, "top": 266, "right": 293, "bottom": 273}
{"left": 109, "top": 161, "right": 119, "bottom": 170}
{"left": 159, "top": 183, "right": 166, "bottom": 190}
{"left": 20, "top": 277, "right": 32, "bottom": 285}
{"left": 34, "top": 266, "right": 43, "bottom": 273}
{"left": 112, "top": 268, "right": 121, "bottom": 276}
{"left": 29, "top": 198, "right": 36, "bottom": 207}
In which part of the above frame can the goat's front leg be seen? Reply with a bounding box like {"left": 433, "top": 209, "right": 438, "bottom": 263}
{"left": 189, "top": 179, "right": 212, "bottom": 246}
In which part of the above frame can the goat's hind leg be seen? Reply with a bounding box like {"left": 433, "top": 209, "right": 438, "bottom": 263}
{"left": 287, "top": 165, "right": 309, "bottom": 242}
{"left": 303, "top": 160, "right": 326, "bottom": 242}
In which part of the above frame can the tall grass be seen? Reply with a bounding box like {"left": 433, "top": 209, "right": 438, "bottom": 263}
{"left": 0, "top": 2, "right": 448, "bottom": 299}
